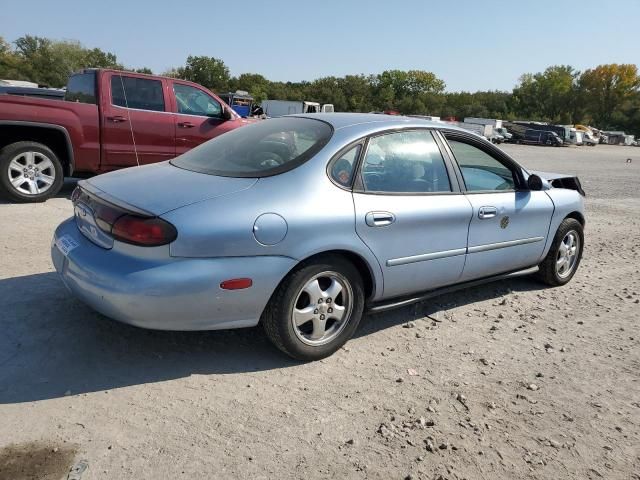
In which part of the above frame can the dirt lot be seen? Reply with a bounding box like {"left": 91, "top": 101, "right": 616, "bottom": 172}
{"left": 0, "top": 144, "right": 638, "bottom": 480}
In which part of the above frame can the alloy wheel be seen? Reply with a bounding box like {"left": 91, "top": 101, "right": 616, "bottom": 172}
{"left": 7, "top": 151, "right": 57, "bottom": 196}
{"left": 291, "top": 271, "right": 353, "bottom": 346}
{"left": 556, "top": 230, "right": 580, "bottom": 279}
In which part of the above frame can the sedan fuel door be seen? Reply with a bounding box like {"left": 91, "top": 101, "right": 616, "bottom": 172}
{"left": 442, "top": 133, "right": 554, "bottom": 281}
{"left": 351, "top": 129, "right": 473, "bottom": 299}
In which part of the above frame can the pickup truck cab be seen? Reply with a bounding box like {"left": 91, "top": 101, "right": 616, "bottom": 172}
{"left": 0, "top": 69, "right": 251, "bottom": 202}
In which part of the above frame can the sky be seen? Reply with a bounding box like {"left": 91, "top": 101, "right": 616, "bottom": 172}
{"left": 2, "top": 0, "right": 639, "bottom": 92}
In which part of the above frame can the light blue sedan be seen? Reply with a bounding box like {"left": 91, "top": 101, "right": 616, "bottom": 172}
{"left": 52, "top": 114, "right": 585, "bottom": 360}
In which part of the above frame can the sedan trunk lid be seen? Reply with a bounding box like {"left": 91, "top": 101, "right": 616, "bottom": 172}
{"left": 84, "top": 161, "right": 258, "bottom": 216}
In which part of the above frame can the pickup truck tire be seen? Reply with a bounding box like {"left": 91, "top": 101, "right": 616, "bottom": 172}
{"left": 0, "top": 141, "right": 64, "bottom": 203}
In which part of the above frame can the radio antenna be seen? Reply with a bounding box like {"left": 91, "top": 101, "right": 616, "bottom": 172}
{"left": 119, "top": 74, "right": 140, "bottom": 166}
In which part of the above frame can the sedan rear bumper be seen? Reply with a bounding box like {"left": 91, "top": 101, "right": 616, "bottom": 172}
{"left": 51, "top": 218, "right": 296, "bottom": 330}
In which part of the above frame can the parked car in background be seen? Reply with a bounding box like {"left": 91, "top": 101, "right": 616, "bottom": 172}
{"left": 520, "top": 129, "right": 563, "bottom": 146}
{"left": 0, "top": 69, "right": 250, "bottom": 202}
{"left": 52, "top": 114, "right": 586, "bottom": 360}
{"left": 582, "top": 131, "right": 598, "bottom": 146}
{"left": 494, "top": 127, "right": 513, "bottom": 142}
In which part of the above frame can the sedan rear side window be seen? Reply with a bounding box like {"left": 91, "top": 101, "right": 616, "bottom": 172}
{"left": 330, "top": 144, "right": 361, "bottom": 187}
{"left": 111, "top": 75, "right": 165, "bottom": 112}
{"left": 361, "top": 130, "right": 451, "bottom": 193}
{"left": 171, "top": 117, "right": 333, "bottom": 177}
{"left": 447, "top": 140, "right": 515, "bottom": 191}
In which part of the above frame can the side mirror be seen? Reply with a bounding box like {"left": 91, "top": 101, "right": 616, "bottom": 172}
{"left": 527, "top": 174, "right": 543, "bottom": 191}
{"left": 222, "top": 108, "right": 233, "bottom": 121}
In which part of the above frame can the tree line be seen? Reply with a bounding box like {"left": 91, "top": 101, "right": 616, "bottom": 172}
{"left": 1, "top": 35, "right": 639, "bottom": 134}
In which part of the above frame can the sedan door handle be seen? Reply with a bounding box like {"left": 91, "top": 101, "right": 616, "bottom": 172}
{"left": 177, "top": 121, "right": 195, "bottom": 128}
{"left": 365, "top": 211, "right": 396, "bottom": 227}
{"left": 478, "top": 206, "right": 498, "bottom": 219}
{"left": 108, "top": 115, "right": 126, "bottom": 123}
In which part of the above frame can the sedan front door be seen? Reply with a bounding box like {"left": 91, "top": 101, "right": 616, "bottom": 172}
{"left": 171, "top": 82, "right": 235, "bottom": 155}
{"left": 442, "top": 133, "right": 554, "bottom": 281}
{"left": 352, "top": 129, "right": 473, "bottom": 299}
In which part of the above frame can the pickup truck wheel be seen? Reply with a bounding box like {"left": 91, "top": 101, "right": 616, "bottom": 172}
{"left": 0, "top": 141, "right": 63, "bottom": 203}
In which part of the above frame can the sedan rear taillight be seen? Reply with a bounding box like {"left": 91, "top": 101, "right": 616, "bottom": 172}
{"left": 111, "top": 215, "right": 177, "bottom": 246}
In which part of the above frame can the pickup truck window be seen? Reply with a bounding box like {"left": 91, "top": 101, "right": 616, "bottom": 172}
{"left": 174, "top": 84, "right": 222, "bottom": 117}
{"left": 111, "top": 75, "right": 165, "bottom": 112}
{"left": 65, "top": 72, "right": 97, "bottom": 104}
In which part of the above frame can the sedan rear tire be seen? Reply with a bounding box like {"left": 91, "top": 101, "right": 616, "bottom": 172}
{"left": 262, "top": 255, "right": 365, "bottom": 361}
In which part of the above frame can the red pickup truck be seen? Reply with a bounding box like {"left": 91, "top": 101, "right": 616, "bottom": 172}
{"left": 0, "top": 69, "right": 252, "bottom": 202}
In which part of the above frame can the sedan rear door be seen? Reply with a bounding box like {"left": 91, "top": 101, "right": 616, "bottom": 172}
{"left": 100, "top": 72, "right": 175, "bottom": 168}
{"left": 351, "top": 129, "right": 473, "bottom": 299}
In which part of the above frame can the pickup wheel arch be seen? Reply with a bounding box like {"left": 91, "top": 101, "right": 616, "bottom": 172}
{"left": 0, "top": 121, "right": 74, "bottom": 176}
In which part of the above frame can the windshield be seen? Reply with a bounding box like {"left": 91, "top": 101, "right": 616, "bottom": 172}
{"left": 171, "top": 117, "right": 333, "bottom": 177}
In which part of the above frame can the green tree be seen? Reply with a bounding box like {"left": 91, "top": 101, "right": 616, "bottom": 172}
{"left": 579, "top": 64, "right": 640, "bottom": 128}
{"left": 511, "top": 65, "right": 579, "bottom": 123}
{"left": 230, "top": 73, "right": 270, "bottom": 102}
{"left": 9, "top": 35, "right": 122, "bottom": 87}
{"left": 0, "top": 36, "right": 25, "bottom": 80}
{"left": 178, "top": 55, "right": 230, "bottom": 92}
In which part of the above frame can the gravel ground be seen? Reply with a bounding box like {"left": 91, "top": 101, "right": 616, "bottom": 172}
{"left": 0, "top": 144, "right": 638, "bottom": 480}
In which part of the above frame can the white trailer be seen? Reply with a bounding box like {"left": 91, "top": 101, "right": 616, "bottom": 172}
{"left": 261, "top": 100, "right": 334, "bottom": 117}
{"left": 464, "top": 117, "right": 503, "bottom": 129}
{"left": 445, "top": 121, "right": 495, "bottom": 139}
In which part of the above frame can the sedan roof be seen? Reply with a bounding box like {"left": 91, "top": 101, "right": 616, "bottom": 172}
{"left": 292, "top": 113, "right": 444, "bottom": 130}
{"left": 291, "top": 112, "right": 470, "bottom": 136}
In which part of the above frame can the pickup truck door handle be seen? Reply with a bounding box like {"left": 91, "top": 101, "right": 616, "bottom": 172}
{"left": 108, "top": 115, "right": 126, "bottom": 123}
{"left": 365, "top": 211, "right": 396, "bottom": 227}
{"left": 478, "top": 206, "right": 498, "bottom": 219}
{"left": 177, "top": 121, "right": 195, "bottom": 128}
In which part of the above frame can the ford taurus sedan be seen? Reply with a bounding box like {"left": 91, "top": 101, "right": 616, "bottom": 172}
{"left": 52, "top": 114, "right": 585, "bottom": 360}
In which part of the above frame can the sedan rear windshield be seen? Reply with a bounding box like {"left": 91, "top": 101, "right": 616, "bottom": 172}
{"left": 171, "top": 117, "right": 333, "bottom": 177}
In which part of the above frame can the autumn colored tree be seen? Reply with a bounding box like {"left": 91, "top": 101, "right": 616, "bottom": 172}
{"left": 579, "top": 64, "right": 640, "bottom": 128}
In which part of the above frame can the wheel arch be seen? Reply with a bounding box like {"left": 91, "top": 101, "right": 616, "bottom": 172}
{"left": 0, "top": 122, "right": 74, "bottom": 176}
{"left": 565, "top": 210, "right": 585, "bottom": 226}
{"left": 287, "top": 249, "right": 378, "bottom": 301}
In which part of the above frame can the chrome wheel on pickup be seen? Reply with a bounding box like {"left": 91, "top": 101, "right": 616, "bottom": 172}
{"left": 0, "top": 141, "right": 64, "bottom": 202}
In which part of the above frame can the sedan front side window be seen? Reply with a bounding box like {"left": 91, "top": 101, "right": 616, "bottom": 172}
{"left": 447, "top": 140, "right": 515, "bottom": 191}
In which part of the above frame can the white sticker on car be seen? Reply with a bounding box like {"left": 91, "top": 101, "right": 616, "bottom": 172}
{"left": 56, "top": 235, "right": 79, "bottom": 256}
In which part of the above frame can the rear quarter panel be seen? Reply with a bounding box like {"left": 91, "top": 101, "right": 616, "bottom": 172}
{"left": 161, "top": 137, "right": 385, "bottom": 299}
